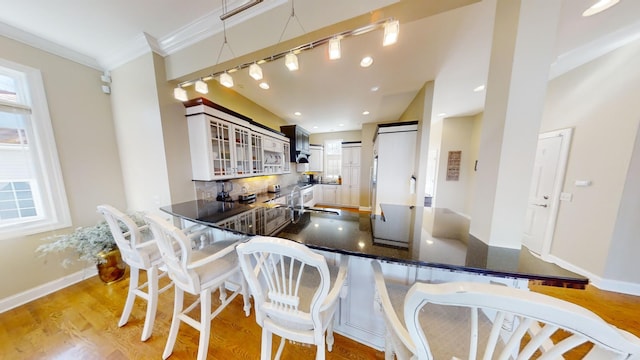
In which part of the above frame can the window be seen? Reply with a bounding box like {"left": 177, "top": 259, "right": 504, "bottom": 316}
{"left": 0, "top": 59, "right": 70, "bottom": 239}
{"left": 323, "top": 139, "right": 342, "bottom": 180}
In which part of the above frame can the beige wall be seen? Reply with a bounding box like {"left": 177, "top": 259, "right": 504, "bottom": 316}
{"left": 110, "top": 53, "right": 174, "bottom": 213}
{"left": 309, "top": 130, "right": 361, "bottom": 144}
{"left": 0, "top": 35, "right": 127, "bottom": 299}
{"left": 436, "top": 115, "right": 478, "bottom": 216}
{"left": 540, "top": 37, "right": 640, "bottom": 284}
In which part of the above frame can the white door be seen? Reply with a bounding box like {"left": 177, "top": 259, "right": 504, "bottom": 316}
{"left": 522, "top": 128, "right": 572, "bottom": 256}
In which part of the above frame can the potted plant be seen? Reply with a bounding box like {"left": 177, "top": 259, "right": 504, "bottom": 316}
{"left": 37, "top": 212, "right": 145, "bottom": 283}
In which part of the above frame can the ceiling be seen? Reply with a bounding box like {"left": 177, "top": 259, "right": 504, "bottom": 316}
{"left": 1, "top": 0, "right": 639, "bottom": 134}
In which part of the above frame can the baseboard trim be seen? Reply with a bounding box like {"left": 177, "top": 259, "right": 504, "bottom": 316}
{"left": 0, "top": 267, "right": 97, "bottom": 314}
{"left": 547, "top": 255, "right": 640, "bottom": 295}
{"left": 358, "top": 206, "right": 371, "bottom": 212}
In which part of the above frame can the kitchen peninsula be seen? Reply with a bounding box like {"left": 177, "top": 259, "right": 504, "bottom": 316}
{"left": 161, "top": 193, "right": 587, "bottom": 349}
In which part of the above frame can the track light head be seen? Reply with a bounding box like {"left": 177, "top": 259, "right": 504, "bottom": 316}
{"left": 174, "top": 86, "right": 188, "bottom": 101}
{"left": 220, "top": 73, "right": 234, "bottom": 88}
{"left": 195, "top": 80, "right": 208, "bottom": 94}
{"left": 285, "top": 53, "right": 299, "bottom": 71}
{"left": 249, "top": 63, "right": 263, "bottom": 80}
{"left": 383, "top": 20, "right": 399, "bottom": 46}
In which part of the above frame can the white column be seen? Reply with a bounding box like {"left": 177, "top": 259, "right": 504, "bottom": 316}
{"left": 469, "top": 0, "right": 562, "bottom": 248}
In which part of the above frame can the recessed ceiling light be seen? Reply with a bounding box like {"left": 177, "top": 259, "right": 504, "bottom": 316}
{"left": 371, "top": 86, "right": 379, "bottom": 92}
{"left": 583, "top": 0, "right": 619, "bottom": 16}
{"left": 362, "top": 111, "right": 370, "bottom": 115}
{"left": 259, "top": 82, "right": 269, "bottom": 90}
{"left": 360, "top": 56, "right": 373, "bottom": 68}
{"left": 473, "top": 85, "right": 485, "bottom": 92}
{"left": 294, "top": 112, "right": 301, "bottom": 116}
{"left": 339, "top": 123, "right": 344, "bottom": 127}
{"left": 313, "top": 126, "right": 318, "bottom": 129}
{"left": 438, "top": 113, "right": 447, "bottom": 117}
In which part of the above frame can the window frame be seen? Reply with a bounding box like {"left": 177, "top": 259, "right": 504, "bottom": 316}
{"left": 0, "top": 58, "right": 71, "bottom": 239}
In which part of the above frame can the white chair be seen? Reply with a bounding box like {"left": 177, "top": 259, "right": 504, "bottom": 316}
{"left": 145, "top": 214, "right": 250, "bottom": 360}
{"left": 404, "top": 281, "right": 640, "bottom": 360}
{"left": 371, "top": 260, "right": 415, "bottom": 360}
{"left": 97, "top": 204, "right": 172, "bottom": 341}
{"left": 372, "top": 260, "right": 507, "bottom": 360}
{"left": 236, "top": 235, "right": 349, "bottom": 360}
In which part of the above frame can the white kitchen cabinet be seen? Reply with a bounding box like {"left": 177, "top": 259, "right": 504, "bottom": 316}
{"left": 313, "top": 184, "right": 322, "bottom": 204}
{"left": 340, "top": 144, "right": 361, "bottom": 208}
{"left": 185, "top": 98, "right": 290, "bottom": 180}
{"left": 342, "top": 144, "right": 361, "bottom": 166}
{"left": 320, "top": 184, "right": 340, "bottom": 206}
{"left": 340, "top": 165, "right": 360, "bottom": 207}
{"left": 309, "top": 145, "right": 323, "bottom": 172}
{"left": 373, "top": 123, "right": 418, "bottom": 214}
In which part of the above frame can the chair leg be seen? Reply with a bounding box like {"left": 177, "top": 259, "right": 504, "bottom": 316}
{"left": 261, "top": 328, "right": 273, "bottom": 360}
{"left": 326, "top": 320, "right": 335, "bottom": 352}
{"left": 241, "top": 277, "right": 251, "bottom": 317}
{"left": 316, "top": 336, "right": 326, "bottom": 360}
{"left": 141, "top": 266, "right": 158, "bottom": 341}
{"left": 119, "top": 266, "right": 140, "bottom": 327}
{"left": 218, "top": 284, "right": 227, "bottom": 303}
{"left": 274, "top": 336, "right": 286, "bottom": 360}
{"left": 197, "top": 289, "right": 212, "bottom": 360}
{"left": 384, "top": 330, "right": 394, "bottom": 360}
{"left": 163, "top": 287, "right": 184, "bottom": 360}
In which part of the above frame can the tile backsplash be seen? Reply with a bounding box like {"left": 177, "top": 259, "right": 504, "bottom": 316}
{"left": 194, "top": 171, "right": 300, "bottom": 201}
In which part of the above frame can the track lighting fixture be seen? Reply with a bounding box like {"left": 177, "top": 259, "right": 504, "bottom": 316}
{"left": 173, "top": 86, "right": 188, "bottom": 101}
{"left": 174, "top": 17, "right": 401, "bottom": 100}
{"left": 285, "top": 53, "right": 299, "bottom": 71}
{"left": 220, "top": 72, "right": 234, "bottom": 88}
{"left": 195, "top": 80, "right": 208, "bottom": 94}
{"left": 249, "top": 63, "right": 263, "bottom": 80}
{"left": 328, "top": 37, "right": 341, "bottom": 60}
{"left": 383, "top": 20, "right": 399, "bottom": 46}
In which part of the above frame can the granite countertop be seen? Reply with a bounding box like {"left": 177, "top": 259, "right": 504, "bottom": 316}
{"left": 160, "top": 199, "right": 588, "bottom": 287}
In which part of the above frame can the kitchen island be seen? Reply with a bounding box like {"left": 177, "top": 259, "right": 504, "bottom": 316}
{"left": 160, "top": 196, "right": 587, "bottom": 349}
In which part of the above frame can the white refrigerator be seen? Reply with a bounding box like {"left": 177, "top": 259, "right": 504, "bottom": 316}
{"left": 372, "top": 122, "right": 418, "bottom": 215}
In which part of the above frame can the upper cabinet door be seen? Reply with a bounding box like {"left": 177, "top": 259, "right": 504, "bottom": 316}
{"left": 342, "top": 145, "right": 361, "bottom": 166}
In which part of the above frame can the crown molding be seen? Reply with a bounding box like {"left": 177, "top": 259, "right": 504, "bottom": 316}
{"left": 550, "top": 20, "right": 640, "bottom": 79}
{"left": 0, "top": 21, "right": 101, "bottom": 70}
{"left": 158, "top": 0, "right": 287, "bottom": 56}
{"left": 1, "top": 0, "right": 286, "bottom": 72}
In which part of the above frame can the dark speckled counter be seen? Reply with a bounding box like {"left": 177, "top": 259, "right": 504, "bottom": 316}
{"left": 161, "top": 198, "right": 588, "bottom": 288}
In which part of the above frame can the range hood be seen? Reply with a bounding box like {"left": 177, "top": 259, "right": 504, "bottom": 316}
{"left": 280, "top": 125, "right": 311, "bottom": 163}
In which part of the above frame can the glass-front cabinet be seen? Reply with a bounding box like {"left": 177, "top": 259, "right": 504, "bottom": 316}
{"left": 185, "top": 98, "right": 291, "bottom": 181}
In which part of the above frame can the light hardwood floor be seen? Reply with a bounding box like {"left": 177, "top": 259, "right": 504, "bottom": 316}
{"left": 1, "top": 271, "right": 638, "bottom": 359}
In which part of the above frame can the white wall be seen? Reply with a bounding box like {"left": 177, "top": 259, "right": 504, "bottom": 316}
{"left": 541, "top": 37, "right": 640, "bottom": 286}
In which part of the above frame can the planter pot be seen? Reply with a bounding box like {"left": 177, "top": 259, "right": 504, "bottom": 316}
{"left": 97, "top": 248, "right": 126, "bottom": 284}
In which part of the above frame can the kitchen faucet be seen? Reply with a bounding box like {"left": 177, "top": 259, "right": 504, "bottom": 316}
{"left": 290, "top": 185, "right": 304, "bottom": 211}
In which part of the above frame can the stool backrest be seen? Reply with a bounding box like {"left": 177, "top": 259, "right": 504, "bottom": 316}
{"left": 97, "top": 204, "right": 150, "bottom": 269}
{"left": 404, "top": 282, "right": 640, "bottom": 360}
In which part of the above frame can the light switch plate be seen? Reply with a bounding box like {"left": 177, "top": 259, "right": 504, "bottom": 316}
{"left": 560, "top": 192, "right": 573, "bottom": 201}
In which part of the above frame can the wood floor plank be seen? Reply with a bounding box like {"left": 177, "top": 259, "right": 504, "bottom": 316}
{"left": 0, "top": 272, "right": 638, "bottom": 359}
